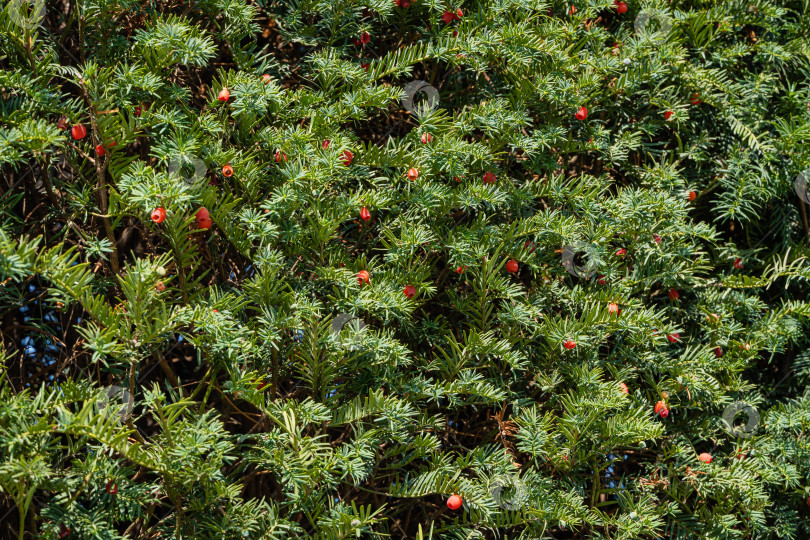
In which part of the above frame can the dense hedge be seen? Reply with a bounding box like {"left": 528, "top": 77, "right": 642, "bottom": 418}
{"left": 1, "top": 0, "right": 810, "bottom": 538}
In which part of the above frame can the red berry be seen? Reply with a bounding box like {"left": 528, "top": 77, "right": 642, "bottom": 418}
{"left": 155, "top": 281, "right": 165, "bottom": 292}
{"left": 360, "top": 206, "right": 371, "bottom": 221}
{"left": 262, "top": 74, "right": 271, "bottom": 84}
{"left": 407, "top": 168, "right": 419, "bottom": 181}
{"left": 455, "top": 8, "right": 463, "bottom": 18}
{"left": 698, "top": 452, "right": 712, "bottom": 464}
{"left": 322, "top": 139, "right": 330, "bottom": 149}
{"left": 59, "top": 524, "right": 70, "bottom": 538}
{"left": 806, "top": 497, "right": 810, "bottom": 507}
{"left": 654, "top": 400, "right": 665, "bottom": 414}
{"left": 361, "top": 62, "right": 370, "bottom": 71}
{"left": 197, "top": 217, "right": 213, "bottom": 230}
{"left": 482, "top": 172, "right": 496, "bottom": 184}
{"left": 523, "top": 241, "right": 536, "bottom": 253}
{"left": 151, "top": 207, "right": 166, "bottom": 224}
{"left": 361, "top": 32, "right": 371, "bottom": 44}
{"left": 442, "top": 11, "right": 454, "bottom": 24}
{"left": 134, "top": 105, "right": 142, "bottom": 117}
{"left": 275, "top": 151, "right": 287, "bottom": 163}
{"left": 688, "top": 190, "right": 697, "bottom": 202}
{"left": 653, "top": 234, "right": 661, "bottom": 244}
{"left": 563, "top": 339, "right": 576, "bottom": 350}
{"left": 421, "top": 132, "right": 433, "bottom": 144}
{"left": 456, "top": 266, "right": 464, "bottom": 274}
{"left": 506, "top": 259, "right": 519, "bottom": 274}
{"left": 71, "top": 124, "right": 87, "bottom": 140}
{"left": 222, "top": 164, "right": 234, "bottom": 177}
{"left": 664, "top": 110, "right": 674, "bottom": 121}
{"left": 668, "top": 288, "right": 679, "bottom": 301}
{"left": 597, "top": 275, "right": 607, "bottom": 285}
{"left": 615, "top": 248, "right": 627, "bottom": 257}
{"left": 196, "top": 207, "right": 210, "bottom": 221}
{"left": 396, "top": 0, "right": 411, "bottom": 7}
{"left": 667, "top": 332, "right": 680, "bottom": 343}
{"left": 734, "top": 257, "right": 744, "bottom": 269}
{"left": 659, "top": 406, "right": 669, "bottom": 418}
{"left": 607, "top": 302, "right": 620, "bottom": 315}
{"left": 619, "top": 382, "right": 629, "bottom": 394}
{"left": 690, "top": 93, "right": 701, "bottom": 105}
{"left": 341, "top": 150, "right": 353, "bottom": 166}
{"left": 57, "top": 117, "right": 68, "bottom": 130}
{"left": 447, "top": 494, "right": 462, "bottom": 510}
{"left": 714, "top": 347, "right": 723, "bottom": 358}
{"left": 357, "top": 270, "right": 370, "bottom": 285}
{"left": 95, "top": 144, "right": 106, "bottom": 156}
{"left": 575, "top": 106, "right": 588, "bottom": 120}
{"left": 106, "top": 480, "right": 118, "bottom": 494}
{"left": 218, "top": 88, "right": 230, "bottom": 101}
{"left": 404, "top": 284, "right": 416, "bottom": 298}
{"left": 616, "top": 1, "right": 627, "bottom": 13}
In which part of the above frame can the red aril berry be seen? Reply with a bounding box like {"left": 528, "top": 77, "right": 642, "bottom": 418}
{"left": 456, "top": 266, "right": 464, "bottom": 274}
{"left": 222, "top": 164, "right": 234, "bottom": 177}
{"left": 275, "top": 151, "right": 287, "bottom": 163}
{"left": 421, "top": 132, "right": 433, "bottom": 144}
{"left": 523, "top": 241, "right": 536, "bottom": 253}
{"left": 59, "top": 524, "right": 70, "bottom": 538}
{"left": 806, "top": 497, "right": 810, "bottom": 507}
{"left": 196, "top": 207, "right": 210, "bottom": 221}
{"left": 396, "top": 0, "right": 411, "bottom": 7}
{"left": 706, "top": 313, "right": 720, "bottom": 323}
{"left": 95, "top": 144, "right": 106, "bottom": 156}
{"left": 106, "top": 480, "right": 118, "bottom": 494}
{"left": 257, "top": 379, "right": 267, "bottom": 390}
{"left": 654, "top": 400, "right": 665, "bottom": 414}
{"left": 690, "top": 93, "right": 701, "bottom": 105}
{"left": 506, "top": 259, "right": 519, "bottom": 274}
{"left": 667, "top": 332, "right": 680, "bottom": 343}
{"left": 197, "top": 217, "right": 213, "bottom": 230}
{"left": 407, "top": 168, "right": 419, "bottom": 181}
{"left": 619, "top": 382, "right": 629, "bottom": 394}
{"left": 262, "top": 74, "right": 271, "bottom": 84}
{"left": 615, "top": 1, "right": 627, "bottom": 13}
{"left": 151, "top": 207, "right": 166, "bottom": 223}
{"left": 575, "top": 106, "right": 588, "bottom": 120}
{"left": 664, "top": 110, "right": 674, "bottom": 121}
{"left": 714, "top": 347, "right": 723, "bottom": 358}
{"left": 218, "top": 88, "right": 230, "bottom": 101}
{"left": 357, "top": 270, "right": 370, "bottom": 285}
{"left": 404, "top": 285, "right": 416, "bottom": 298}
{"left": 668, "top": 288, "right": 679, "bottom": 301}
{"left": 659, "top": 405, "right": 670, "bottom": 418}
{"left": 482, "top": 172, "right": 496, "bottom": 184}
{"left": 615, "top": 248, "right": 627, "bottom": 257}
{"left": 341, "top": 150, "right": 353, "bottom": 166}
{"left": 447, "top": 494, "right": 462, "bottom": 510}
{"left": 455, "top": 8, "right": 463, "bottom": 18}
{"left": 360, "top": 32, "right": 371, "bottom": 44}
{"left": 734, "top": 257, "right": 744, "bottom": 269}
{"left": 608, "top": 302, "right": 620, "bottom": 315}
{"left": 688, "top": 190, "right": 697, "bottom": 201}
{"left": 71, "top": 123, "right": 87, "bottom": 140}
{"left": 563, "top": 339, "right": 576, "bottom": 350}
{"left": 322, "top": 139, "right": 330, "bottom": 149}
{"left": 134, "top": 105, "right": 142, "bottom": 117}
{"left": 361, "top": 62, "right": 370, "bottom": 71}
{"left": 442, "top": 11, "right": 454, "bottom": 24}
{"left": 107, "top": 140, "right": 116, "bottom": 147}
{"left": 353, "top": 38, "right": 362, "bottom": 46}
{"left": 360, "top": 206, "right": 371, "bottom": 221}
{"left": 57, "top": 117, "right": 68, "bottom": 130}
{"left": 155, "top": 281, "right": 165, "bottom": 292}
{"left": 597, "top": 275, "right": 607, "bottom": 285}
{"left": 698, "top": 452, "right": 712, "bottom": 464}
{"left": 653, "top": 234, "right": 661, "bottom": 244}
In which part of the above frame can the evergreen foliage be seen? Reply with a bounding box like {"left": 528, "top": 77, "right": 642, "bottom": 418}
{"left": 1, "top": 0, "right": 809, "bottom": 537}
